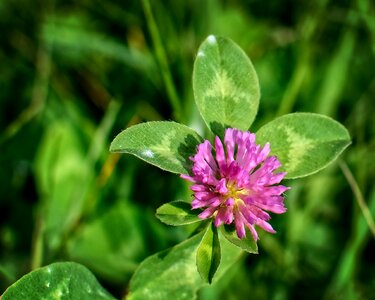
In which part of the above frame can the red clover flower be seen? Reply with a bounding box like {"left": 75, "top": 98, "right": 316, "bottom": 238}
{"left": 181, "top": 128, "right": 289, "bottom": 240}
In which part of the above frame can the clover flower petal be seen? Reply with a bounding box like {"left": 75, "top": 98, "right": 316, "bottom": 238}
{"left": 181, "top": 128, "right": 289, "bottom": 240}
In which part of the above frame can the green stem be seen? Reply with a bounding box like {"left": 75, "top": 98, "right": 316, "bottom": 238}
{"left": 29, "top": 42, "right": 53, "bottom": 270}
{"left": 87, "top": 100, "right": 122, "bottom": 164}
{"left": 82, "top": 100, "right": 122, "bottom": 215}
{"left": 141, "top": 0, "right": 183, "bottom": 122}
{"left": 0, "top": 42, "right": 51, "bottom": 145}
{"left": 339, "top": 160, "right": 375, "bottom": 237}
{"left": 0, "top": 265, "right": 16, "bottom": 283}
{"left": 276, "top": 52, "right": 309, "bottom": 116}
{"left": 31, "top": 215, "right": 45, "bottom": 270}
{"left": 276, "top": 0, "right": 328, "bottom": 116}
{"left": 324, "top": 181, "right": 375, "bottom": 298}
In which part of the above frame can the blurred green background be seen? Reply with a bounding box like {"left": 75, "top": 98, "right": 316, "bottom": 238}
{"left": 1, "top": 0, "right": 375, "bottom": 299}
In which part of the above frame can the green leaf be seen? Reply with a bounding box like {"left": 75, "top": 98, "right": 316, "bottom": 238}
{"left": 256, "top": 112, "right": 351, "bottom": 179}
{"left": 1, "top": 262, "right": 115, "bottom": 300}
{"left": 127, "top": 230, "right": 242, "bottom": 300}
{"left": 110, "top": 121, "right": 203, "bottom": 174}
{"left": 193, "top": 35, "right": 260, "bottom": 137}
{"left": 221, "top": 225, "right": 258, "bottom": 254}
{"left": 127, "top": 232, "right": 205, "bottom": 300}
{"left": 35, "top": 120, "right": 93, "bottom": 253}
{"left": 42, "top": 14, "right": 157, "bottom": 75}
{"left": 67, "top": 201, "right": 147, "bottom": 284}
{"left": 196, "top": 223, "right": 221, "bottom": 284}
{"left": 156, "top": 201, "right": 202, "bottom": 226}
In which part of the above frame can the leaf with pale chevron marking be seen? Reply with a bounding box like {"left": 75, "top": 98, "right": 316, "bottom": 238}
{"left": 256, "top": 113, "right": 351, "bottom": 179}
{"left": 1, "top": 262, "right": 115, "bottom": 300}
{"left": 193, "top": 35, "right": 260, "bottom": 137}
{"left": 110, "top": 121, "right": 203, "bottom": 174}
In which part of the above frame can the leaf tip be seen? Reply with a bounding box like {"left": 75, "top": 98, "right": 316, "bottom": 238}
{"left": 206, "top": 35, "right": 217, "bottom": 44}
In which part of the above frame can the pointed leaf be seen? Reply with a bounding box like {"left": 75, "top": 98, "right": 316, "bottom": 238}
{"left": 1, "top": 262, "right": 115, "bottom": 300}
{"left": 156, "top": 201, "right": 202, "bottom": 226}
{"left": 110, "top": 121, "right": 203, "bottom": 174}
{"left": 196, "top": 223, "right": 221, "bottom": 284}
{"left": 256, "top": 113, "right": 351, "bottom": 179}
{"left": 221, "top": 224, "right": 258, "bottom": 254}
{"left": 193, "top": 35, "right": 260, "bottom": 137}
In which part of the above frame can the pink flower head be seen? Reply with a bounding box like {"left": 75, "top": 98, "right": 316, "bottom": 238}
{"left": 181, "top": 128, "right": 289, "bottom": 240}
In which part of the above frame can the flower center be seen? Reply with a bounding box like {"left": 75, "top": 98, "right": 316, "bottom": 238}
{"left": 225, "top": 181, "right": 248, "bottom": 205}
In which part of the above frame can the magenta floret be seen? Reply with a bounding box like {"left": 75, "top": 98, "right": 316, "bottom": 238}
{"left": 181, "top": 128, "right": 289, "bottom": 240}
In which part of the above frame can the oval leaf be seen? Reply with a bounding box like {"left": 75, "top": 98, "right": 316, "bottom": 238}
{"left": 221, "top": 224, "right": 258, "bottom": 254}
{"left": 193, "top": 35, "right": 260, "bottom": 137}
{"left": 67, "top": 201, "right": 147, "bottom": 283}
{"left": 127, "top": 230, "right": 243, "bottom": 300}
{"left": 110, "top": 121, "right": 203, "bottom": 174}
{"left": 1, "top": 262, "right": 115, "bottom": 300}
{"left": 256, "top": 113, "right": 351, "bottom": 179}
{"left": 156, "top": 201, "right": 202, "bottom": 226}
{"left": 127, "top": 232, "right": 204, "bottom": 300}
{"left": 196, "top": 223, "right": 221, "bottom": 284}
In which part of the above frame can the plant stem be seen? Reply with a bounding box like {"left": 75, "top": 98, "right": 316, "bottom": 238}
{"left": 0, "top": 41, "right": 51, "bottom": 145}
{"left": 276, "top": 0, "right": 328, "bottom": 116}
{"left": 141, "top": 0, "right": 183, "bottom": 122}
{"left": 31, "top": 215, "right": 44, "bottom": 270}
{"left": 339, "top": 160, "right": 375, "bottom": 237}
{"left": 29, "top": 40, "right": 53, "bottom": 270}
